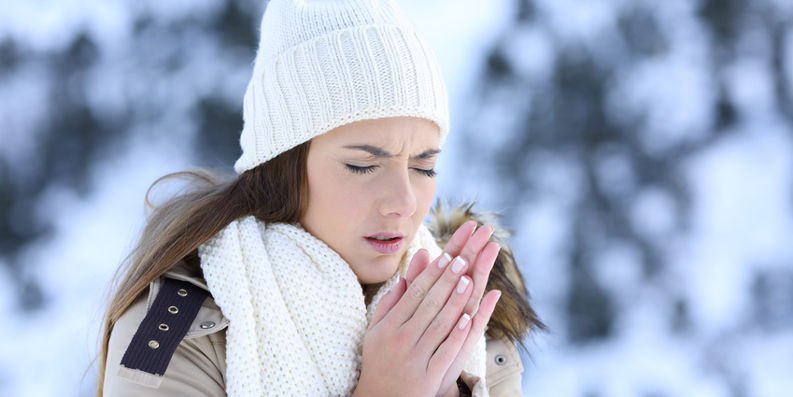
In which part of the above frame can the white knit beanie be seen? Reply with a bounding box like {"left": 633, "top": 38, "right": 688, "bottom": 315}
{"left": 234, "top": 0, "right": 450, "bottom": 174}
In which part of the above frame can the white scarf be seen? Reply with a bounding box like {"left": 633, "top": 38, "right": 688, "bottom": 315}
{"left": 198, "top": 216, "right": 488, "bottom": 396}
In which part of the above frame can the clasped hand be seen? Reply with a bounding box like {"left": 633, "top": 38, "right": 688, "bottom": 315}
{"left": 354, "top": 221, "right": 502, "bottom": 397}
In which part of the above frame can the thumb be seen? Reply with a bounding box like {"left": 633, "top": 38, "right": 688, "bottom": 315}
{"left": 404, "top": 248, "right": 430, "bottom": 285}
{"left": 370, "top": 277, "right": 407, "bottom": 328}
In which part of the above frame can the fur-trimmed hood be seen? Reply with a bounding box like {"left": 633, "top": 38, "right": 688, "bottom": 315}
{"left": 427, "top": 202, "right": 545, "bottom": 345}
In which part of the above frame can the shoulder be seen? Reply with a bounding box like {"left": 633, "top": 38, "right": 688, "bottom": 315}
{"left": 103, "top": 262, "right": 229, "bottom": 396}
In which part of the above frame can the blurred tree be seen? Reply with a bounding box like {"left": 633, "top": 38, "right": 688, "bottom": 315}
{"left": 0, "top": 0, "right": 261, "bottom": 312}
{"left": 458, "top": 0, "right": 793, "bottom": 358}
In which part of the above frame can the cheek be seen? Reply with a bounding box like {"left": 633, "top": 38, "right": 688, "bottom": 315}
{"left": 414, "top": 177, "right": 437, "bottom": 215}
{"left": 308, "top": 166, "right": 366, "bottom": 223}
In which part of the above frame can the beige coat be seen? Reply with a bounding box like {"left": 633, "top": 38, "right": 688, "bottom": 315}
{"left": 103, "top": 261, "right": 526, "bottom": 396}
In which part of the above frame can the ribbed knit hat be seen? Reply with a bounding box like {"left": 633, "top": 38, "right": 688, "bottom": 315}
{"left": 234, "top": 0, "right": 450, "bottom": 174}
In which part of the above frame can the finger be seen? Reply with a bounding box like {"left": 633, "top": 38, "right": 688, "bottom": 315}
{"left": 425, "top": 310, "right": 474, "bottom": 380}
{"left": 456, "top": 224, "right": 494, "bottom": 275}
{"left": 371, "top": 277, "right": 407, "bottom": 328}
{"left": 404, "top": 250, "right": 429, "bottom": 285}
{"left": 403, "top": 248, "right": 472, "bottom": 342}
{"left": 441, "top": 220, "right": 478, "bottom": 259}
{"left": 463, "top": 242, "right": 500, "bottom": 316}
{"left": 437, "top": 289, "right": 502, "bottom": 389}
{"left": 413, "top": 275, "right": 473, "bottom": 353}
{"left": 406, "top": 221, "right": 476, "bottom": 284}
{"left": 460, "top": 290, "right": 502, "bottom": 361}
{"left": 472, "top": 290, "right": 502, "bottom": 331}
{"left": 388, "top": 247, "right": 456, "bottom": 326}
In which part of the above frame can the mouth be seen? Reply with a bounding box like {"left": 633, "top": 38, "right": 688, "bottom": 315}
{"left": 364, "top": 232, "right": 405, "bottom": 255}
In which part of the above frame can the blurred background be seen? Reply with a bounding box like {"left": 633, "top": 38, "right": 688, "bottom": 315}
{"left": 1, "top": 0, "right": 792, "bottom": 395}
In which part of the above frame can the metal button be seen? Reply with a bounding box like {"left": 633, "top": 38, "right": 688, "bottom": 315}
{"left": 177, "top": 288, "right": 188, "bottom": 297}
{"left": 495, "top": 354, "right": 507, "bottom": 366}
{"left": 158, "top": 323, "right": 170, "bottom": 331}
{"left": 199, "top": 321, "right": 216, "bottom": 329}
{"left": 168, "top": 305, "right": 179, "bottom": 314}
{"left": 148, "top": 340, "right": 160, "bottom": 349}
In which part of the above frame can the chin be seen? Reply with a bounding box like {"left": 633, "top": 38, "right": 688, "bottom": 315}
{"left": 357, "top": 271, "right": 395, "bottom": 285}
{"left": 354, "top": 260, "right": 400, "bottom": 285}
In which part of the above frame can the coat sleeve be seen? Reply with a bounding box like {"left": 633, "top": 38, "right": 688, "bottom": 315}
{"left": 102, "top": 293, "right": 227, "bottom": 397}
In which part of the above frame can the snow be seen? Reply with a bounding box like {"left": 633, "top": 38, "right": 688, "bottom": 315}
{"left": 2, "top": 0, "right": 793, "bottom": 396}
{"left": 0, "top": 133, "right": 192, "bottom": 396}
{"left": 683, "top": 123, "right": 793, "bottom": 331}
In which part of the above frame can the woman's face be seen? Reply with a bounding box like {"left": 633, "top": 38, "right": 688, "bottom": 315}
{"left": 301, "top": 116, "right": 440, "bottom": 284}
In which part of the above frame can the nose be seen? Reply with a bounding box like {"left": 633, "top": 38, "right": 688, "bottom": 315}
{"left": 378, "top": 169, "right": 417, "bottom": 218}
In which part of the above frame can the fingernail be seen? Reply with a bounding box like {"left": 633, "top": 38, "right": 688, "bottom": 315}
{"left": 456, "top": 277, "right": 470, "bottom": 294}
{"left": 437, "top": 252, "right": 452, "bottom": 269}
{"left": 451, "top": 256, "right": 467, "bottom": 273}
{"left": 457, "top": 313, "right": 471, "bottom": 330}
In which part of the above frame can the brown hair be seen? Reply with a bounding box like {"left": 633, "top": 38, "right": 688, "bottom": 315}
{"left": 95, "top": 141, "right": 310, "bottom": 396}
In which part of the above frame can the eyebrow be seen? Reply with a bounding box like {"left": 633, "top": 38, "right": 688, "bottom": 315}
{"left": 343, "top": 144, "right": 441, "bottom": 160}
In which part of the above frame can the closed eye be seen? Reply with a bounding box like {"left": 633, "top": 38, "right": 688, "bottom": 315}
{"left": 345, "top": 164, "right": 436, "bottom": 178}
{"left": 345, "top": 164, "right": 377, "bottom": 174}
{"left": 414, "top": 168, "right": 436, "bottom": 177}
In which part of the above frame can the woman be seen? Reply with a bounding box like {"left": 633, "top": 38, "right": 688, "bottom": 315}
{"left": 98, "top": 0, "right": 542, "bottom": 396}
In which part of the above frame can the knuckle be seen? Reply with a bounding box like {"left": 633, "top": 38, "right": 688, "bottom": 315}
{"left": 448, "top": 241, "right": 464, "bottom": 255}
{"left": 423, "top": 295, "right": 442, "bottom": 312}
{"left": 408, "top": 283, "right": 428, "bottom": 300}
{"left": 428, "top": 316, "right": 451, "bottom": 336}
{"left": 394, "top": 328, "right": 412, "bottom": 347}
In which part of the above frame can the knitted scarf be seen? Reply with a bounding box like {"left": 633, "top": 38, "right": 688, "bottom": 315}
{"left": 197, "top": 215, "right": 488, "bottom": 396}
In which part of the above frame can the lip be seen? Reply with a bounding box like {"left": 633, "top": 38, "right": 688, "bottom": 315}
{"left": 364, "top": 234, "right": 404, "bottom": 255}
{"left": 366, "top": 231, "right": 404, "bottom": 239}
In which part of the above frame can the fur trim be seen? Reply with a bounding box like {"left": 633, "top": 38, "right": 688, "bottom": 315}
{"left": 427, "top": 201, "right": 546, "bottom": 347}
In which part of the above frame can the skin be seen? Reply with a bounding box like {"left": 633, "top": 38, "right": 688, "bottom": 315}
{"left": 358, "top": 227, "right": 502, "bottom": 397}
{"left": 301, "top": 116, "right": 441, "bottom": 284}
{"left": 301, "top": 116, "right": 501, "bottom": 396}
